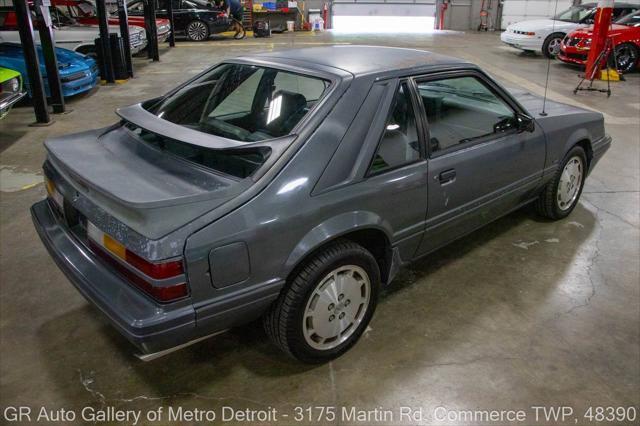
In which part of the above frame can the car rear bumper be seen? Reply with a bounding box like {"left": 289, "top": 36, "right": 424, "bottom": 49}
{"left": 31, "top": 199, "right": 197, "bottom": 354}
{"left": 500, "top": 31, "right": 543, "bottom": 51}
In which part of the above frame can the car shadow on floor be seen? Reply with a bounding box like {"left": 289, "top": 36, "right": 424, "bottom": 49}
{"left": 35, "top": 203, "right": 597, "bottom": 407}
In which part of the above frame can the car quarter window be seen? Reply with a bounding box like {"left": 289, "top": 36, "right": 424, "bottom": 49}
{"left": 416, "top": 75, "right": 516, "bottom": 155}
{"left": 368, "top": 82, "right": 421, "bottom": 174}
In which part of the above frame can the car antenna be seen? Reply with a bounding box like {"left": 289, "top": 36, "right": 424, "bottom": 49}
{"left": 541, "top": 0, "right": 561, "bottom": 116}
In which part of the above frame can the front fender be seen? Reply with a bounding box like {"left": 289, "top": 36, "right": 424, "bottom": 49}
{"left": 562, "top": 126, "right": 592, "bottom": 158}
{"left": 283, "top": 211, "right": 393, "bottom": 275}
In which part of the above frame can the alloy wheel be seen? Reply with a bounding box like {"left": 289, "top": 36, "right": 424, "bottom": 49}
{"left": 187, "top": 21, "right": 208, "bottom": 41}
{"left": 302, "top": 265, "right": 371, "bottom": 351}
{"left": 615, "top": 44, "right": 638, "bottom": 72}
{"left": 557, "top": 156, "right": 583, "bottom": 211}
{"left": 548, "top": 38, "right": 561, "bottom": 56}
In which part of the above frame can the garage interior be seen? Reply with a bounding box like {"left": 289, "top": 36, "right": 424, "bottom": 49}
{"left": 1, "top": 0, "right": 639, "bottom": 423}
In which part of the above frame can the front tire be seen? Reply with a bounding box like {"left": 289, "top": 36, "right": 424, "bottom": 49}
{"left": 186, "top": 20, "right": 210, "bottom": 41}
{"left": 536, "top": 146, "right": 587, "bottom": 220}
{"left": 612, "top": 42, "right": 638, "bottom": 73}
{"left": 543, "top": 33, "right": 564, "bottom": 58}
{"left": 263, "top": 240, "right": 380, "bottom": 363}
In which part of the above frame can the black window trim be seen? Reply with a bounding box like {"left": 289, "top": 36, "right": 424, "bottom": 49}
{"left": 410, "top": 69, "right": 525, "bottom": 159}
{"left": 365, "top": 78, "right": 428, "bottom": 178}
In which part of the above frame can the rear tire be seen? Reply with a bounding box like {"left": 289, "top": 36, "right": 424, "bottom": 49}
{"left": 263, "top": 240, "right": 380, "bottom": 363}
{"left": 186, "top": 20, "right": 210, "bottom": 41}
{"left": 543, "top": 33, "right": 564, "bottom": 58}
{"left": 536, "top": 146, "right": 587, "bottom": 220}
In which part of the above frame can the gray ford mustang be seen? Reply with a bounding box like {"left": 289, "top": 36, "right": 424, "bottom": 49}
{"left": 32, "top": 46, "right": 610, "bottom": 363}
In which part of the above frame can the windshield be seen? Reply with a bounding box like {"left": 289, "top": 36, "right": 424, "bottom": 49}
{"left": 554, "top": 5, "right": 592, "bottom": 23}
{"left": 147, "top": 63, "right": 330, "bottom": 142}
{"left": 616, "top": 11, "right": 640, "bottom": 26}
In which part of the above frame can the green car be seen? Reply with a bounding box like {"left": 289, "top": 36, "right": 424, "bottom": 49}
{"left": 0, "top": 67, "right": 26, "bottom": 119}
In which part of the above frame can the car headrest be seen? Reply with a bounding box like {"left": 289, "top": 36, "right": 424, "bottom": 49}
{"left": 266, "top": 90, "right": 307, "bottom": 134}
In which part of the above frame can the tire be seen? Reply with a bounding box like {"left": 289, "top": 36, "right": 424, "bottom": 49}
{"left": 543, "top": 33, "right": 564, "bottom": 58}
{"left": 536, "top": 146, "right": 587, "bottom": 220}
{"left": 263, "top": 239, "right": 380, "bottom": 363}
{"left": 186, "top": 20, "right": 210, "bottom": 41}
{"left": 612, "top": 43, "right": 638, "bottom": 73}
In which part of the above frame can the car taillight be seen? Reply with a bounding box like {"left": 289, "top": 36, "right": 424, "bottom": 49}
{"left": 86, "top": 221, "right": 188, "bottom": 302}
{"left": 44, "top": 175, "right": 64, "bottom": 209}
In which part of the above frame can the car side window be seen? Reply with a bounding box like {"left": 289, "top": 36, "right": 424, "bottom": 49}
{"left": 416, "top": 76, "right": 516, "bottom": 154}
{"left": 129, "top": 1, "right": 145, "bottom": 13}
{"left": 368, "top": 82, "right": 421, "bottom": 174}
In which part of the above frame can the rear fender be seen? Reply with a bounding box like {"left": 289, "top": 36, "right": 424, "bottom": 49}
{"left": 283, "top": 211, "right": 393, "bottom": 278}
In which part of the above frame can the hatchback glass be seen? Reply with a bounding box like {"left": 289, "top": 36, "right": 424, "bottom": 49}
{"left": 147, "top": 63, "right": 330, "bottom": 142}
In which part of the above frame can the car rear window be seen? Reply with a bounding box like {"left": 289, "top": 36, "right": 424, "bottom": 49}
{"left": 146, "top": 63, "right": 330, "bottom": 142}
{"left": 124, "top": 123, "right": 269, "bottom": 179}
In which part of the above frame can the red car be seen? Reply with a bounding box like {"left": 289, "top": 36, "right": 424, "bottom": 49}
{"left": 559, "top": 10, "right": 640, "bottom": 73}
{"left": 53, "top": 0, "right": 171, "bottom": 43}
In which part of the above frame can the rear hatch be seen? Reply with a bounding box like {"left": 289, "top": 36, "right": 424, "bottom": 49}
{"left": 44, "top": 103, "right": 291, "bottom": 240}
{"left": 45, "top": 128, "right": 245, "bottom": 240}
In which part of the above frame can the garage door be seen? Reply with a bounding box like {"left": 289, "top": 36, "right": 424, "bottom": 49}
{"left": 500, "top": 0, "right": 573, "bottom": 28}
{"left": 332, "top": 0, "right": 437, "bottom": 33}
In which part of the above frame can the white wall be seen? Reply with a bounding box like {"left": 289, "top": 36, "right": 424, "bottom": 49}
{"left": 501, "top": 0, "right": 573, "bottom": 28}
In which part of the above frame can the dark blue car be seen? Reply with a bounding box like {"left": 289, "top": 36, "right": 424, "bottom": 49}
{"left": 0, "top": 42, "right": 99, "bottom": 98}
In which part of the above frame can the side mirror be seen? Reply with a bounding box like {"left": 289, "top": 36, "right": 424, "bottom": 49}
{"left": 516, "top": 113, "right": 535, "bottom": 133}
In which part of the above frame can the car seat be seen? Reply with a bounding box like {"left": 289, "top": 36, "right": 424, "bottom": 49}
{"left": 265, "top": 90, "right": 307, "bottom": 136}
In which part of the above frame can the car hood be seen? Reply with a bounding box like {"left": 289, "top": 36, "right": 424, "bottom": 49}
{"left": 508, "top": 87, "right": 602, "bottom": 122}
{"left": 569, "top": 24, "right": 633, "bottom": 38}
{"left": 509, "top": 19, "right": 580, "bottom": 32}
{"left": 0, "top": 43, "right": 94, "bottom": 76}
{"left": 56, "top": 23, "right": 144, "bottom": 35}
{"left": 120, "top": 15, "right": 170, "bottom": 26}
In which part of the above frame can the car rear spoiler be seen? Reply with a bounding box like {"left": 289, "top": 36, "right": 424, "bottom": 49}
{"left": 115, "top": 102, "right": 296, "bottom": 159}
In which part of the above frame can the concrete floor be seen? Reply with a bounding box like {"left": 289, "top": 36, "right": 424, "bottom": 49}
{"left": 1, "top": 31, "right": 638, "bottom": 425}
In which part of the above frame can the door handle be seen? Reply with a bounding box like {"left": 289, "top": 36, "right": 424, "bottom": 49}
{"left": 438, "top": 169, "right": 456, "bottom": 185}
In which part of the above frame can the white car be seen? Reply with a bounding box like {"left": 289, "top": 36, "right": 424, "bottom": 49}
{"left": 0, "top": 6, "right": 147, "bottom": 56}
{"left": 500, "top": 2, "right": 639, "bottom": 58}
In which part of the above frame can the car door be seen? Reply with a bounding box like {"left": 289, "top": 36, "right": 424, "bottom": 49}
{"left": 357, "top": 79, "right": 430, "bottom": 260}
{"left": 413, "top": 70, "right": 546, "bottom": 256}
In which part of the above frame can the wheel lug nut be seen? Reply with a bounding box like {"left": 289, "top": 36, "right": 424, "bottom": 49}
{"left": 338, "top": 294, "right": 344, "bottom": 301}
{"left": 339, "top": 312, "right": 345, "bottom": 319}
{"left": 328, "top": 303, "right": 334, "bottom": 310}
{"left": 345, "top": 299, "right": 350, "bottom": 306}
{"left": 329, "top": 315, "right": 335, "bottom": 321}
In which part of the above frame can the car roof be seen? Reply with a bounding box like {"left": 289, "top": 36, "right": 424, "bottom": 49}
{"left": 243, "top": 45, "right": 471, "bottom": 77}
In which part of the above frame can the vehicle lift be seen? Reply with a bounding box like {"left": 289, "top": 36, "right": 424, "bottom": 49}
{"left": 13, "top": 0, "right": 54, "bottom": 124}
{"left": 574, "top": 0, "right": 616, "bottom": 96}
